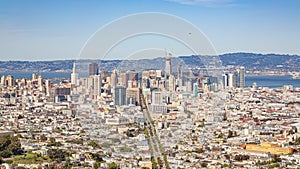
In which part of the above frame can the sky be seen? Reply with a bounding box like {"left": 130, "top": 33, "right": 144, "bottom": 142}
{"left": 0, "top": 0, "right": 299, "bottom": 61}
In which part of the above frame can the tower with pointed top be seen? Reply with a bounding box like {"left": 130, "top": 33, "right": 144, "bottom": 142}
{"left": 71, "top": 62, "right": 78, "bottom": 85}
{"left": 165, "top": 50, "right": 172, "bottom": 77}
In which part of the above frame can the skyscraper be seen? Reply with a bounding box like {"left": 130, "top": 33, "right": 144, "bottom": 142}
{"left": 168, "top": 75, "right": 176, "bottom": 92}
{"left": 222, "top": 74, "right": 228, "bottom": 88}
{"left": 177, "top": 64, "right": 182, "bottom": 87}
{"left": 126, "top": 88, "right": 141, "bottom": 105}
{"left": 193, "top": 83, "right": 198, "bottom": 97}
{"left": 89, "top": 62, "right": 99, "bottom": 76}
{"left": 152, "top": 90, "right": 163, "bottom": 105}
{"left": 233, "top": 71, "right": 239, "bottom": 88}
{"left": 71, "top": 62, "right": 78, "bottom": 85}
{"left": 228, "top": 73, "right": 233, "bottom": 88}
{"left": 114, "top": 86, "right": 126, "bottom": 106}
{"left": 110, "top": 69, "right": 118, "bottom": 88}
{"left": 239, "top": 66, "right": 245, "bottom": 88}
{"left": 165, "top": 51, "right": 172, "bottom": 77}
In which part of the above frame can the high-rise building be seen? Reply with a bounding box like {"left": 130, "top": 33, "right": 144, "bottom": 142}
{"left": 127, "top": 70, "right": 138, "bottom": 87}
{"left": 38, "top": 75, "right": 43, "bottom": 91}
{"left": 0, "top": 76, "right": 5, "bottom": 86}
{"left": 152, "top": 90, "right": 163, "bottom": 105}
{"left": 233, "top": 71, "right": 239, "bottom": 88}
{"left": 168, "top": 75, "right": 176, "bottom": 92}
{"left": 71, "top": 62, "right": 78, "bottom": 85}
{"left": 177, "top": 64, "right": 182, "bottom": 87}
{"left": 32, "top": 73, "right": 38, "bottom": 81}
{"left": 110, "top": 69, "right": 118, "bottom": 88}
{"left": 101, "top": 71, "right": 109, "bottom": 81}
{"left": 88, "top": 75, "right": 101, "bottom": 98}
{"left": 228, "top": 73, "right": 233, "bottom": 88}
{"left": 126, "top": 88, "right": 141, "bottom": 105}
{"left": 120, "top": 72, "right": 128, "bottom": 87}
{"left": 6, "top": 75, "right": 15, "bottom": 87}
{"left": 45, "top": 79, "right": 51, "bottom": 96}
{"left": 222, "top": 74, "right": 228, "bottom": 88}
{"left": 114, "top": 86, "right": 126, "bottom": 106}
{"left": 193, "top": 83, "right": 198, "bottom": 97}
{"left": 239, "top": 66, "right": 245, "bottom": 88}
{"left": 165, "top": 51, "right": 172, "bottom": 77}
{"left": 89, "top": 62, "right": 99, "bottom": 76}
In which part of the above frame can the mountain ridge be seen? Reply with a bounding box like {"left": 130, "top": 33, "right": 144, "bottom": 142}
{"left": 0, "top": 52, "right": 299, "bottom": 72}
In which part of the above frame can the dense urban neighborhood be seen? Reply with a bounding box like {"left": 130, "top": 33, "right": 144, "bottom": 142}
{"left": 0, "top": 53, "right": 299, "bottom": 169}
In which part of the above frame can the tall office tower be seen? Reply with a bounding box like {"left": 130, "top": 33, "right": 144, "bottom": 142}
{"left": 177, "top": 64, "right": 182, "bottom": 87}
{"left": 37, "top": 75, "right": 43, "bottom": 86}
{"left": 233, "top": 71, "right": 239, "bottom": 88}
{"left": 156, "top": 70, "right": 162, "bottom": 78}
{"left": 71, "top": 62, "right": 78, "bottom": 85}
{"left": 127, "top": 70, "right": 138, "bottom": 85}
{"left": 0, "top": 76, "right": 5, "bottom": 86}
{"left": 101, "top": 71, "right": 108, "bottom": 81}
{"left": 45, "top": 79, "right": 51, "bottom": 96}
{"left": 228, "top": 73, "right": 233, "bottom": 88}
{"left": 126, "top": 88, "right": 141, "bottom": 105}
{"left": 89, "top": 62, "right": 99, "bottom": 76}
{"left": 152, "top": 90, "right": 163, "bottom": 105}
{"left": 186, "top": 80, "right": 192, "bottom": 92}
{"left": 37, "top": 75, "right": 43, "bottom": 91}
{"left": 120, "top": 72, "right": 128, "bottom": 87}
{"left": 142, "top": 70, "right": 149, "bottom": 79}
{"left": 110, "top": 69, "right": 118, "bottom": 88}
{"left": 114, "top": 86, "right": 126, "bottom": 106}
{"left": 92, "top": 75, "right": 101, "bottom": 96}
{"left": 239, "top": 66, "right": 245, "bottom": 88}
{"left": 222, "top": 74, "right": 228, "bottom": 88}
{"left": 142, "top": 78, "right": 150, "bottom": 89}
{"left": 6, "top": 75, "right": 14, "bottom": 87}
{"left": 168, "top": 75, "right": 176, "bottom": 92}
{"left": 193, "top": 83, "right": 198, "bottom": 97}
{"left": 32, "top": 73, "right": 38, "bottom": 81}
{"left": 165, "top": 51, "right": 172, "bottom": 77}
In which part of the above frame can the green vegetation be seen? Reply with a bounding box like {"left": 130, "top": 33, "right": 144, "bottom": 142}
{"left": 40, "top": 134, "right": 47, "bottom": 142}
{"left": 90, "top": 152, "right": 104, "bottom": 162}
{"left": 164, "top": 155, "right": 170, "bottom": 169}
{"left": 108, "top": 162, "right": 118, "bottom": 169}
{"left": 221, "top": 163, "right": 229, "bottom": 168}
{"left": 151, "top": 156, "right": 157, "bottom": 169}
{"left": 48, "top": 149, "right": 67, "bottom": 163}
{"left": 67, "top": 139, "right": 83, "bottom": 145}
{"left": 234, "top": 154, "right": 250, "bottom": 161}
{"left": 13, "top": 153, "right": 51, "bottom": 164}
{"left": 268, "top": 163, "right": 280, "bottom": 169}
{"left": 0, "top": 135, "right": 23, "bottom": 158}
{"left": 292, "top": 137, "right": 300, "bottom": 145}
{"left": 47, "top": 137, "right": 62, "bottom": 147}
{"left": 88, "top": 140, "right": 101, "bottom": 149}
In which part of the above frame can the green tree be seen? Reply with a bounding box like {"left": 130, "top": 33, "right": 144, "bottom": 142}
{"left": 88, "top": 140, "right": 101, "bottom": 149}
{"left": 40, "top": 134, "right": 47, "bottom": 142}
{"left": 108, "top": 162, "right": 118, "bottom": 169}
{"left": 48, "top": 149, "right": 66, "bottom": 162}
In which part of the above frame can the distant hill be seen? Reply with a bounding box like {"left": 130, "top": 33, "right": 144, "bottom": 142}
{"left": 0, "top": 53, "right": 299, "bottom": 72}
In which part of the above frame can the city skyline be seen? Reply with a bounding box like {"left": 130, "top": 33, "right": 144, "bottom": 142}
{"left": 0, "top": 0, "right": 300, "bottom": 61}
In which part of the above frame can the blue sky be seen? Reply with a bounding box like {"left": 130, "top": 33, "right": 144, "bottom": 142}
{"left": 0, "top": 0, "right": 299, "bottom": 60}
